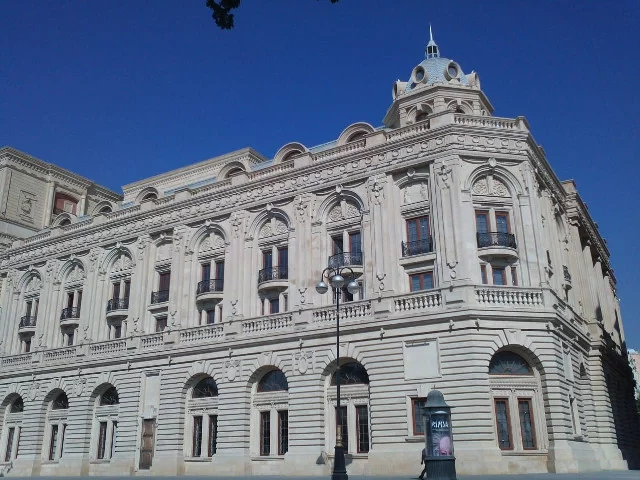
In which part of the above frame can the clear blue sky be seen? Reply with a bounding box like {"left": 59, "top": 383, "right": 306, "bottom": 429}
{"left": 1, "top": 1, "right": 639, "bottom": 346}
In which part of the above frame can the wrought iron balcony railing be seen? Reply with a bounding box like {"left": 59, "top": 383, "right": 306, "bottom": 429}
{"left": 258, "top": 266, "right": 289, "bottom": 285}
{"left": 19, "top": 315, "right": 37, "bottom": 329}
{"left": 150, "top": 290, "right": 169, "bottom": 304}
{"left": 401, "top": 238, "right": 433, "bottom": 257}
{"left": 327, "top": 252, "right": 363, "bottom": 269}
{"left": 563, "top": 265, "right": 572, "bottom": 283}
{"left": 476, "top": 232, "right": 517, "bottom": 249}
{"left": 197, "top": 279, "right": 225, "bottom": 294}
{"left": 60, "top": 307, "right": 80, "bottom": 321}
{"left": 106, "top": 297, "right": 129, "bottom": 313}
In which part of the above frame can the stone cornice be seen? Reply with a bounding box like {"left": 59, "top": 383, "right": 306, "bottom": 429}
{"left": 0, "top": 121, "right": 543, "bottom": 268}
{"left": 121, "top": 147, "right": 268, "bottom": 201}
{"left": 0, "top": 146, "right": 121, "bottom": 199}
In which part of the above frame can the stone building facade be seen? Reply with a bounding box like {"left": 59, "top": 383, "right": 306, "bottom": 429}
{"left": 0, "top": 147, "right": 122, "bottom": 252}
{"left": 0, "top": 36, "right": 638, "bottom": 476}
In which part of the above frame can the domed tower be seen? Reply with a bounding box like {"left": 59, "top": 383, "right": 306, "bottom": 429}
{"left": 383, "top": 27, "right": 494, "bottom": 128}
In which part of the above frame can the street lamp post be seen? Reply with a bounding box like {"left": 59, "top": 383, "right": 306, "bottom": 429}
{"left": 316, "top": 266, "right": 359, "bottom": 480}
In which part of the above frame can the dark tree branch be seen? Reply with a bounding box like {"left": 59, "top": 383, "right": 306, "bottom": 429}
{"left": 206, "top": 0, "right": 339, "bottom": 30}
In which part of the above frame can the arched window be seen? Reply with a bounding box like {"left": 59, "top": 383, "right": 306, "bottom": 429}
{"left": 92, "top": 386, "right": 119, "bottom": 460}
{"left": 488, "top": 350, "right": 545, "bottom": 453}
{"left": 257, "top": 369, "right": 288, "bottom": 392}
{"left": 489, "top": 351, "right": 532, "bottom": 375}
{"left": 193, "top": 377, "right": 219, "bottom": 398}
{"left": 45, "top": 392, "right": 69, "bottom": 461}
{"left": 253, "top": 369, "right": 289, "bottom": 457}
{"left": 331, "top": 361, "right": 370, "bottom": 385}
{"left": 186, "top": 377, "right": 219, "bottom": 459}
{"left": 1, "top": 396, "right": 24, "bottom": 462}
{"left": 59, "top": 218, "right": 71, "bottom": 226}
{"left": 326, "top": 360, "right": 370, "bottom": 454}
{"left": 52, "top": 392, "right": 69, "bottom": 410}
{"left": 257, "top": 215, "right": 290, "bottom": 316}
{"left": 100, "top": 387, "right": 120, "bottom": 405}
{"left": 141, "top": 193, "right": 157, "bottom": 202}
{"left": 99, "top": 206, "right": 112, "bottom": 214}
{"left": 346, "top": 131, "right": 367, "bottom": 143}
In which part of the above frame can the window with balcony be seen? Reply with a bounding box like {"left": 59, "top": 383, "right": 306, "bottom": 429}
{"left": 403, "top": 216, "right": 432, "bottom": 256}
{"left": 258, "top": 243, "right": 288, "bottom": 314}
{"left": 475, "top": 210, "right": 516, "bottom": 249}
{"left": 151, "top": 272, "right": 170, "bottom": 304}
{"left": 329, "top": 231, "right": 362, "bottom": 268}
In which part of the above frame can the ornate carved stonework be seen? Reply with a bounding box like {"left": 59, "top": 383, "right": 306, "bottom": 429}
{"left": 156, "top": 242, "right": 172, "bottom": 262}
{"left": 25, "top": 275, "right": 42, "bottom": 293}
{"left": 472, "top": 175, "right": 509, "bottom": 197}
{"left": 112, "top": 254, "right": 134, "bottom": 273}
{"left": 66, "top": 264, "right": 85, "bottom": 284}
{"left": 403, "top": 181, "right": 428, "bottom": 204}
{"left": 199, "top": 233, "right": 225, "bottom": 253}
{"left": 328, "top": 200, "right": 360, "bottom": 223}
{"left": 258, "top": 218, "right": 288, "bottom": 238}
{"left": 225, "top": 359, "right": 241, "bottom": 381}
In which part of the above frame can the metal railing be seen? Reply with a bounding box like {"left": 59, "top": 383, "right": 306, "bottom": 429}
{"left": 196, "top": 279, "right": 225, "bottom": 294}
{"left": 60, "top": 307, "right": 80, "bottom": 321}
{"left": 258, "top": 266, "right": 289, "bottom": 284}
{"left": 106, "top": 297, "right": 129, "bottom": 313}
{"left": 401, "top": 238, "right": 433, "bottom": 257}
{"left": 150, "top": 290, "right": 169, "bottom": 304}
{"left": 328, "top": 252, "right": 363, "bottom": 269}
{"left": 19, "top": 315, "right": 37, "bottom": 329}
{"left": 476, "top": 232, "right": 517, "bottom": 249}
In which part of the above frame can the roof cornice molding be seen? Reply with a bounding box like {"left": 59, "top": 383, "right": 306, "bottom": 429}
{"left": 0, "top": 146, "right": 121, "bottom": 198}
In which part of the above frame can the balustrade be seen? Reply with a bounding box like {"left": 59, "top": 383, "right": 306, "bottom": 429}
{"left": 327, "top": 252, "right": 362, "bottom": 269}
{"left": 150, "top": 290, "right": 169, "bottom": 304}
{"left": 475, "top": 287, "right": 543, "bottom": 307}
{"left": 401, "top": 238, "right": 433, "bottom": 257}
{"left": 106, "top": 297, "right": 129, "bottom": 313}
{"left": 476, "top": 232, "right": 517, "bottom": 249}
{"left": 60, "top": 307, "right": 80, "bottom": 321}
{"left": 19, "top": 315, "right": 37, "bottom": 329}
{"left": 394, "top": 291, "right": 442, "bottom": 312}
{"left": 312, "top": 300, "right": 371, "bottom": 323}
{"left": 257, "top": 266, "right": 288, "bottom": 285}
{"left": 242, "top": 313, "right": 292, "bottom": 335}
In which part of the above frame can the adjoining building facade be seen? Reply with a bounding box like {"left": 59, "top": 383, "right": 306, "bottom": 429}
{"left": 0, "top": 34, "right": 638, "bottom": 477}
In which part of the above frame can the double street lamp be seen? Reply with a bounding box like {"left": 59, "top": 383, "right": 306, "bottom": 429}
{"left": 316, "top": 266, "right": 359, "bottom": 480}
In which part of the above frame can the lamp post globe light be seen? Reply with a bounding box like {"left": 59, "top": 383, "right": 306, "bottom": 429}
{"left": 316, "top": 266, "right": 359, "bottom": 480}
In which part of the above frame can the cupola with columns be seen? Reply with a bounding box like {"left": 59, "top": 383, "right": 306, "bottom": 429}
{"left": 383, "top": 26, "right": 494, "bottom": 128}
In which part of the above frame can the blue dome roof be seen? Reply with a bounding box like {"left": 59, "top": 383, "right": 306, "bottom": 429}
{"left": 404, "top": 56, "right": 469, "bottom": 93}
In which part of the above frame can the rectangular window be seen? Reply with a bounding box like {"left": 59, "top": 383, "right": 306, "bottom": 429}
{"left": 66, "top": 333, "right": 74, "bottom": 346}
{"left": 481, "top": 265, "right": 488, "bottom": 284}
{"left": 112, "top": 282, "right": 120, "bottom": 300}
{"left": 494, "top": 399, "right": 512, "bottom": 450}
{"left": 495, "top": 212, "right": 511, "bottom": 234}
{"left": 269, "top": 298, "right": 280, "bottom": 314}
{"left": 97, "top": 421, "right": 108, "bottom": 459}
{"left": 5, "top": 427, "right": 15, "bottom": 462}
{"left": 262, "top": 250, "right": 273, "bottom": 269}
{"left": 201, "top": 263, "right": 211, "bottom": 282}
{"left": 156, "top": 317, "right": 167, "bottom": 332}
{"left": 67, "top": 292, "right": 74, "bottom": 309}
{"left": 406, "top": 216, "right": 430, "bottom": 242}
{"left": 412, "top": 398, "right": 427, "bottom": 435}
{"left": 60, "top": 424, "right": 66, "bottom": 457}
{"left": 25, "top": 300, "right": 32, "bottom": 317}
{"left": 518, "top": 399, "right": 536, "bottom": 449}
{"left": 336, "top": 406, "right": 348, "bottom": 452}
{"left": 356, "top": 405, "right": 370, "bottom": 453}
{"left": 111, "top": 421, "right": 117, "bottom": 458}
{"left": 113, "top": 324, "right": 122, "bottom": 339}
{"left": 409, "top": 272, "right": 434, "bottom": 292}
{"left": 76, "top": 290, "right": 83, "bottom": 312}
{"left": 511, "top": 267, "right": 518, "bottom": 286}
{"left": 332, "top": 236, "right": 344, "bottom": 255}
{"left": 215, "top": 261, "right": 225, "bottom": 280}
{"left": 192, "top": 415, "right": 203, "bottom": 457}
{"left": 278, "top": 247, "right": 288, "bottom": 269}
{"left": 208, "top": 415, "right": 217, "bottom": 457}
{"left": 206, "top": 310, "right": 216, "bottom": 325}
{"left": 260, "top": 411, "right": 270, "bottom": 456}
{"left": 278, "top": 410, "right": 288, "bottom": 455}
{"left": 123, "top": 281, "right": 131, "bottom": 299}
{"left": 349, "top": 231, "right": 362, "bottom": 253}
{"left": 49, "top": 424, "right": 59, "bottom": 460}
{"left": 475, "top": 211, "right": 489, "bottom": 233}
{"left": 492, "top": 267, "right": 506, "bottom": 286}
{"left": 24, "top": 339, "right": 31, "bottom": 353}
{"left": 34, "top": 299, "right": 39, "bottom": 319}
{"left": 159, "top": 272, "right": 171, "bottom": 292}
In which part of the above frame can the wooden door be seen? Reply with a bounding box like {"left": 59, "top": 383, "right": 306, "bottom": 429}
{"left": 139, "top": 419, "right": 155, "bottom": 469}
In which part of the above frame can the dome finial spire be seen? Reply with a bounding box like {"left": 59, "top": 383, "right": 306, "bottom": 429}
{"left": 426, "top": 24, "right": 439, "bottom": 59}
